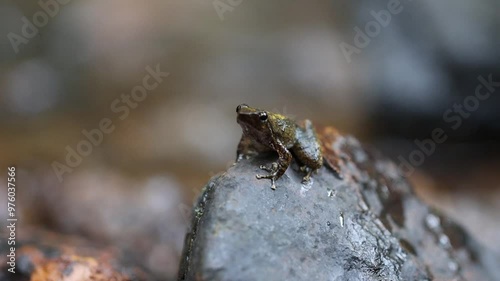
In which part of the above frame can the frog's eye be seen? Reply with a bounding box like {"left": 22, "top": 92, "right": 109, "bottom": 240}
{"left": 259, "top": 112, "right": 268, "bottom": 121}
{"left": 236, "top": 104, "right": 248, "bottom": 113}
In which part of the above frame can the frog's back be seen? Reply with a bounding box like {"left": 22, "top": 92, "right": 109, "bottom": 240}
{"left": 269, "top": 114, "right": 297, "bottom": 148}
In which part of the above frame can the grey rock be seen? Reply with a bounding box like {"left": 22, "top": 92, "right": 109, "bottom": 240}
{"left": 178, "top": 135, "right": 496, "bottom": 281}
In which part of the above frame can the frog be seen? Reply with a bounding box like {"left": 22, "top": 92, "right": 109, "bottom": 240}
{"left": 236, "top": 104, "right": 324, "bottom": 190}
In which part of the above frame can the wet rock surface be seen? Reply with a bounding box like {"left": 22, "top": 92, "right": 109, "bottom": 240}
{"left": 178, "top": 131, "right": 498, "bottom": 281}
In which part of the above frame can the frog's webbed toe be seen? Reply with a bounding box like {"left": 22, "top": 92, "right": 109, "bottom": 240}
{"left": 256, "top": 173, "right": 277, "bottom": 190}
{"left": 299, "top": 165, "right": 320, "bottom": 184}
{"left": 259, "top": 162, "right": 278, "bottom": 173}
{"left": 301, "top": 169, "right": 314, "bottom": 183}
{"left": 256, "top": 163, "right": 279, "bottom": 190}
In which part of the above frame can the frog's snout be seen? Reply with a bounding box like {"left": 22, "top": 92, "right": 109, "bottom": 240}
{"left": 236, "top": 104, "right": 249, "bottom": 113}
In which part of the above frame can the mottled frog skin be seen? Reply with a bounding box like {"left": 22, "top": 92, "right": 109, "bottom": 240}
{"left": 236, "top": 104, "right": 324, "bottom": 190}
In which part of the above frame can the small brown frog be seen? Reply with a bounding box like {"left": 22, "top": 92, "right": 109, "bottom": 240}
{"left": 236, "top": 104, "right": 325, "bottom": 190}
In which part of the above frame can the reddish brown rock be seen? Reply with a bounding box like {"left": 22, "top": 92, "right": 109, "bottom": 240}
{"left": 0, "top": 228, "right": 153, "bottom": 281}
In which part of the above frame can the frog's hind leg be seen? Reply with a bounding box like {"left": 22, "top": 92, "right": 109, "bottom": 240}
{"left": 259, "top": 162, "right": 278, "bottom": 173}
{"left": 302, "top": 167, "right": 312, "bottom": 183}
{"left": 299, "top": 165, "right": 317, "bottom": 183}
{"left": 292, "top": 119, "right": 323, "bottom": 182}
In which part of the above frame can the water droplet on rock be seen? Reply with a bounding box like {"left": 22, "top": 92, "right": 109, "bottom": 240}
{"left": 448, "top": 260, "right": 459, "bottom": 273}
{"left": 425, "top": 213, "right": 440, "bottom": 231}
{"left": 439, "top": 234, "right": 451, "bottom": 249}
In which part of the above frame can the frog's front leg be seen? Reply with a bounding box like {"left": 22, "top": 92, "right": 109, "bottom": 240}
{"left": 256, "top": 140, "right": 292, "bottom": 190}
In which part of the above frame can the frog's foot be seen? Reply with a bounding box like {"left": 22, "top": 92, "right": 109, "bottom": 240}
{"left": 301, "top": 167, "right": 315, "bottom": 184}
{"left": 256, "top": 163, "right": 279, "bottom": 190}
{"left": 256, "top": 174, "right": 277, "bottom": 190}
{"left": 259, "top": 162, "right": 278, "bottom": 173}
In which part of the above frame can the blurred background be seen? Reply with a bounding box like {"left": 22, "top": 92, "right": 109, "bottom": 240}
{"left": 0, "top": 0, "right": 499, "bottom": 279}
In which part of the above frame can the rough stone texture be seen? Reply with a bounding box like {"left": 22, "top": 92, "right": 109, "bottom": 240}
{"left": 0, "top": 228, "right": 155, "bottom": 281}
{"left": 178, "top": 131, "right": 498, "bottom": 281}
